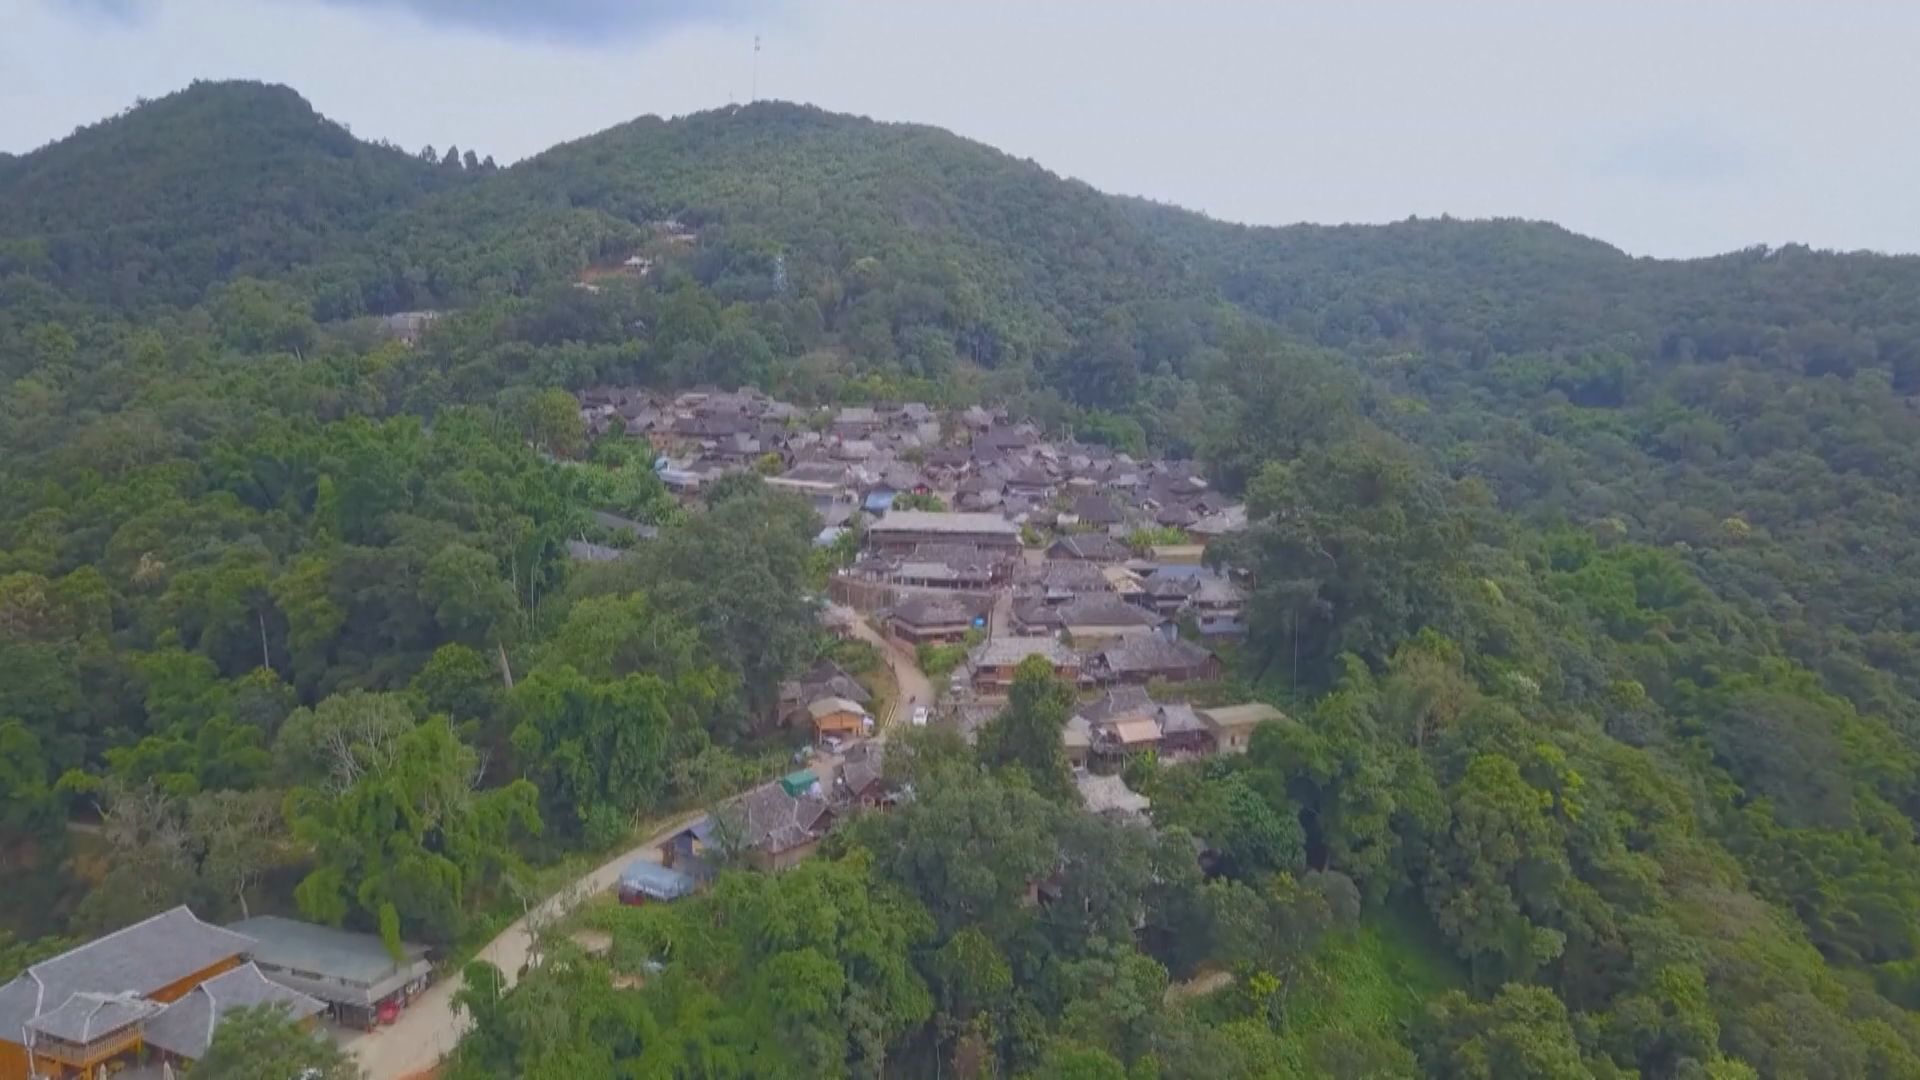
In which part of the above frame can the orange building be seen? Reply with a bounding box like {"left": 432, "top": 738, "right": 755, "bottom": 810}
{"left": 0, "top": 906, "right": 318, "bottom": 1080}
{"left": 807, "top": 696, "right": 869, "bottom": 741}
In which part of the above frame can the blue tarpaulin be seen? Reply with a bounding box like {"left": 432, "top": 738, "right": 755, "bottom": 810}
{"left": 618, "top": 859, "right": 699, "bottom": 901}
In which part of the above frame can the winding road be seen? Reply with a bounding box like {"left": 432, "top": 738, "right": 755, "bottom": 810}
{"left": 348, "top": 609, "right": 931, "bottom": 1079}
{"left": 345, "top": 811, "right": 701, "bottom": 1079}
{"left": 837, "top": 604, "right": 934, "bottom": 727}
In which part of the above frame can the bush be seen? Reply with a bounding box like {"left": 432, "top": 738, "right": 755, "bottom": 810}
{"left": 829, "top": 638, "right": 883, "bottom": 675}
{"left": 916, "top": 643, "right": 971, "bottom": 683}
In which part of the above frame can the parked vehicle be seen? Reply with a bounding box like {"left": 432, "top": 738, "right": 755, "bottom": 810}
{"left": 912, "top": 705, "right": 930, "bottom": 727}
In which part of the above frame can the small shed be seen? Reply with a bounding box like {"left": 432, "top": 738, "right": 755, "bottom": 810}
{"left": 780, "top": 769, "right": 822, "bottom": 797}
{"left": 807, "top": 698, "right": 867, "bottom": 740}
{"left": 617, "top": 859, "right": 699, "bottom": 905}
{"left": 1199, "top": 703, "right": 1287, "bottom": 754}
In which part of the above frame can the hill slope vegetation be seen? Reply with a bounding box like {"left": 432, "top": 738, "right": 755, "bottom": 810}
{"left": 7, "top": 81, "right": 1920, "bottom": 1077}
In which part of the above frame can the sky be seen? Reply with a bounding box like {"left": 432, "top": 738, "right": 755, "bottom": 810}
{"left": 3, "top": 0, "right": 1917, "bottom": 259}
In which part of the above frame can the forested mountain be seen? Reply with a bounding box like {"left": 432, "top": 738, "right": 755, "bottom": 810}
{"left": 0, "top": 82, "right": 463, "bottom": 312}
{"left": 9, "top": 80, "right": 1920, "bottom": 1077}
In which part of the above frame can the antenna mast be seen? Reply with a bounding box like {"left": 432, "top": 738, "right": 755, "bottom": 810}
{"left": 751, "top": 35, "right": 761, "bottom": 102}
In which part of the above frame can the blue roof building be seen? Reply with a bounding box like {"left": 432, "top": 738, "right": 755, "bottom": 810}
{"left": 617, "top": 859, "right": 700, "bottom": 904}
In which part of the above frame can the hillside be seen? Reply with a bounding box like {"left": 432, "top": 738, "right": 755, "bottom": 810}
{"left": 294, "top": 100, "right": 1205, "bottom": 368}
{"left": 1120, "top": 198, "right": 1920, "bottom": 721}
{"left": 0, "top": 80, "right": 458, "bottom": 309}
{"left": 10, "top": 83, "right": 1920, "bottom": 1077}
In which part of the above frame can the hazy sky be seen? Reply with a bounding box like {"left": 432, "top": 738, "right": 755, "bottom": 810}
{"left": 4, "top": 0, "right": 1916, "bottom": 258}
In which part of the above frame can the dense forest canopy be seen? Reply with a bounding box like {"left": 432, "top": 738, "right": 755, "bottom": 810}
{"left": 7, "top": 78, "right": 1920, "bottom": 1076}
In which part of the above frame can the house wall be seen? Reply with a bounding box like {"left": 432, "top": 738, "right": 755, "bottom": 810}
{"left": 813, "top": 711, "right": 864, "bottom": 738}
{"left": 870, "top": 531, "right": 1019, "bottom": 555}
{"left": 1212, "top": 727, "right": 1256, "bottom": 753}
{"left": 150, "top": 955, "right": 245, "bottom": 1004}
{"left": 0, "top": 956, "right": 246, "bottom": 1080}
{"left": 753, "top": 839, "right": 822, "bottom": 873}
{"left": 1065, "top": 625, "right": 1156, "bottom": 647}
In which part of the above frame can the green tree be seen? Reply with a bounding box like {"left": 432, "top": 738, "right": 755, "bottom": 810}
{"left": 977, "top": 655, "right": 1076, "bottom": 804}
{"left": 193, "top": 1003, "right": 362, "bottom": 1080}
{"left": 522, "top": 388, "right": 585, "bottom": 456}
{"left": 1419, "top": 984, "right": 1592, "bottom": 1080}
{"left": 288, "top": 716, "right": 541, "bottom": 949}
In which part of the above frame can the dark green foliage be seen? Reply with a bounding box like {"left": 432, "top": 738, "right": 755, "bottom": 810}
{"left": 0, "top": 80, "right": 456, "bottom": 312}
{"left": 192, "top": 1003, "right": 362, "bottom": 1080}
{"left": 977, "top": 654, "right": 1077, "bottom": 803}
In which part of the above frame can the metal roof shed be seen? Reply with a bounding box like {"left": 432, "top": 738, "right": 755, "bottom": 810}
{"left": 226, "top": 916, "right": 432, "bottom": 1009}
{"left": 618, "top": 860, "right": 700, "bottom": 902}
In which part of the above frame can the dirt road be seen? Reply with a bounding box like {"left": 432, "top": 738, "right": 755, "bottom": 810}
{"left": 346, "top": 811, "right": 700, "bottom": 1079}
{"left": 837, "top": 604, "right": 934, "bottom": 726}
{"left": 349, "top": 619, "right": 933, "bottom": 1078}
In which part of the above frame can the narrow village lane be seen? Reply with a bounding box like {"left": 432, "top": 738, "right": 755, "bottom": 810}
{"left": 350, "top": 619, "right": 936, "bottom": 1079}
{"left": 836, "top": 603, "right": 934, "bottom": 727}
{"left": 346, "top": 810, "right": 700, "bottom": 1079}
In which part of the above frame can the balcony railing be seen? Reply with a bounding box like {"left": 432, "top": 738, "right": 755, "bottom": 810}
{"left": 27, "top": 1024, "right": 143, "bottom": 1069}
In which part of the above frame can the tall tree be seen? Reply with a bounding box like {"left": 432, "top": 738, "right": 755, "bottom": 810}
{"left": 977, "top": 655, "right": 1076, "bottom": 804}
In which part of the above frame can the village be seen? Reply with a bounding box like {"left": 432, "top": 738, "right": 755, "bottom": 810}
{"left": 574, "top": 384, "right": 1282, "bottom": 884}
{"left": 0, "top": 389, "right": 1286, "bottom": 1080}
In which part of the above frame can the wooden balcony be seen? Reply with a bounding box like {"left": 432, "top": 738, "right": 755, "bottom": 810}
{"left": 27, "top": 1024, "right": 143, "bottom": 1071}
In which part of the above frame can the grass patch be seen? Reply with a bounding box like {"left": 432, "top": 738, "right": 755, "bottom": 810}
{"left": 1274, "top": 906, "right": 1464, "bottom": 1066}
{"left": 856, "top": 653, "right": 899, "bottom": 724}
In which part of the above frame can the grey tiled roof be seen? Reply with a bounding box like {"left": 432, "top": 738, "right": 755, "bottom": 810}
{"left": 1056, "top": 594, "right": 1161, "bottom": 628}
{"left": 1159, "top": 703, "right": 1209, "bottom": 736}
{"left": 0, "top": 906, "right": 254, "bottom": 1046}
{"left": 25, "top": 992, "right": 162, "bottom": 1043}
{"left": 1076, "top": 773, "right": 1151, "bottom": 817}
{"left": 227, "top": 916, "right": 429, "bottom": 1009}
{"left": 871, "top": 510, "right": 1019, "bottom": 537}
{"left": 1093, "top": 636, "right": 1217, "bottom": 675}
{"left": 567, "top": 539, "right": 629, "bottom": 562}
{"left": 1074, "top": 685, "right": 1155, "bottom": 726}
{"left": 142, "top": 963, "right": 325, "bottom": 1061}
{"left": 695, "top": 779, "right": 833, "bottom": 856}
{"left": 1048, "top": 534, "right": 1130, "bottom": 561}
{"left": 970, "top": 635, "right": 1078, "bottom": 669}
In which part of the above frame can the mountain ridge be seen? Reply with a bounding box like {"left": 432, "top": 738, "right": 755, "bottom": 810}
{"left": 17, "top": 80, "right": 1901, "bottom": 319}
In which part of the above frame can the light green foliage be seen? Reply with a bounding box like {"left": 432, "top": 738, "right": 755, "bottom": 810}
{"left": 915, "top": 640, "right": 970, "bottom": 683}
{"left": 288, "top": 715, "right": 541, "bottom": 947}
{"left": 1419, "top": 983, "right": 1593, "bottom": 1079}
{"left": 451, "top": 852, "right": 932, "bottom": 1079}
{"left": 1125, "top": 525, "right": 1188, "bottom": 550}
{"left": 893, "top": 491, "right": 946, "bottom": 512}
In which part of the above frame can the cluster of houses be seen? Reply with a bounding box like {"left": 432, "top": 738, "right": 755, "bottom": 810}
{"left": 568, "top": 385, "right": 1256, "bottom": 713}
{"left": 572, "top": 388, "right": 1246, "bottom": 552}
{"left": 614, "top": 743, "right": 896, "bottom": 902}
{"left": 567, "top": 386, "right": 1285, "bottom": 857}
{"left": 0, "top": 910, "right": 433, "bottom": 1079}
{"left": 1064, "top": 686, "right": 1282, "bottom": 767}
